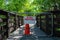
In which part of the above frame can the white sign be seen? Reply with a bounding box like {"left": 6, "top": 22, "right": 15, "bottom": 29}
{"left": 24, "top": 16, "right": 36, "bottom": 24}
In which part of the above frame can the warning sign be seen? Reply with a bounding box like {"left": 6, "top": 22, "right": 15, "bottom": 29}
{"left": 24, "top": 16, "right": 36, "bottom": 24}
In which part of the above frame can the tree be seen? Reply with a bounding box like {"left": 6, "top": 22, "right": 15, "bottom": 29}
{"left": 0, "top": 0, "right": 60, "bottom": 16}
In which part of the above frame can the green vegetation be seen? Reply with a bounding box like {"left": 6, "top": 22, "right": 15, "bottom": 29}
{"left": 10, "top": 16, "right": 14, "bottom": 18}
{"left": 0, "top": 15, "right": 6, "bottom": 18}
{"left": 0, "top": 22, "right": 6, "bottom": 26}
{"left": 9, "top": 16, "right": 15, "bottom": 23}
{"left": 41, "top": 16, "right": 46, "bottom": 19}
{"left": 56, "top": 28, "right": 60, "bottom": 31}
{"left": 0, "top": 0, "right": 60, "bottom": 16}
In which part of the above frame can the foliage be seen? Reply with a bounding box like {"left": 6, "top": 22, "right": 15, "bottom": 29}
{"left": 0, "top": 15, "right": 6, "bottom": 18}
{"left": 0, "top": 0, "right": 60, "bottom": 16}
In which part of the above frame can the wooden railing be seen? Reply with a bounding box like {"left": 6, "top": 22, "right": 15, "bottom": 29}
{"left": 36, "top": 10, "right": 60, "bottom": 37}
{"left": 0, "top": 10, "right": 23, "bottom": 40}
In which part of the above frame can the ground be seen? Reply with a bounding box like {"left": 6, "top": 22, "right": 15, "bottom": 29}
{"left": 7, "top": 24, "right": 60, "bottom": 40}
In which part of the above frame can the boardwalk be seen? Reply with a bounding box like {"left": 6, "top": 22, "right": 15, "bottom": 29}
{"left": 7, "top": 24, "right": 60, "bottom": 40}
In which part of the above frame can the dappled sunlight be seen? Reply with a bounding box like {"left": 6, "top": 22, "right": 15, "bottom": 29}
{"left": 27, "top": 0, "right": 34, "bottom": 4}
{"left": 13, "top": 36, "right": 23, "bottom": 39}
{"left": 0, "top": 0, "right": 60, "bottom": 40}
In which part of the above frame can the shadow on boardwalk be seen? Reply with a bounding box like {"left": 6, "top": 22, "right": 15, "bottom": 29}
{"left": 20, "top": 35, "right": 37, "bottom": 40}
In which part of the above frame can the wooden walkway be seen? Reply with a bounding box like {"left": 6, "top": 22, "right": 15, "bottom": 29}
{"left": 7, "top": 24, "right": 60, "bottom": 40}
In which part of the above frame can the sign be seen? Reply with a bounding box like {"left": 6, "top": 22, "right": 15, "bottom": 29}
{"left": 24, "top": 16, "right": 36, "bottom": 24}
